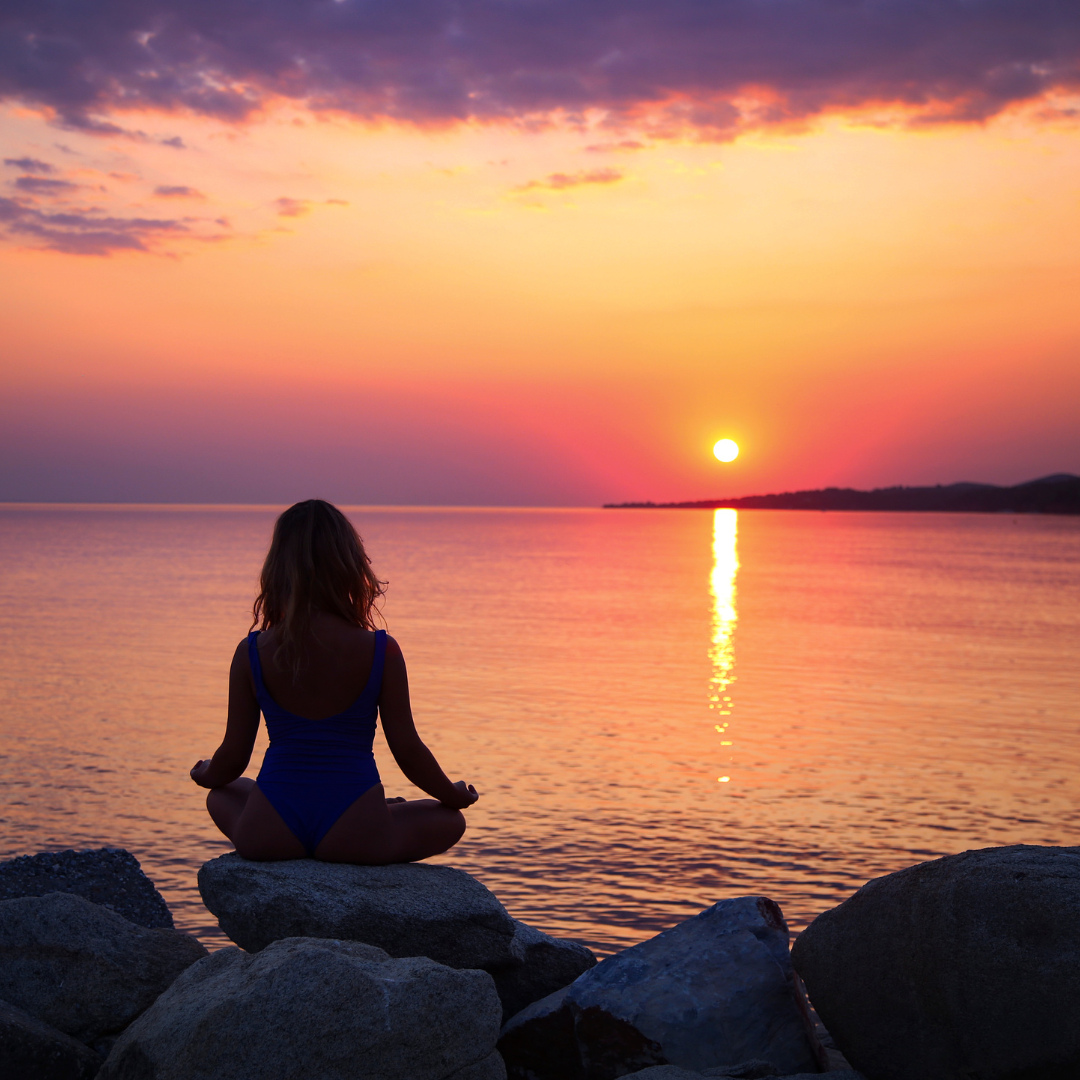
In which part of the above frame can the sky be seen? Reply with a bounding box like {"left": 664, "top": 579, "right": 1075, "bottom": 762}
{"left": 2, "top": 1, "right": 1079, "bottom": 505}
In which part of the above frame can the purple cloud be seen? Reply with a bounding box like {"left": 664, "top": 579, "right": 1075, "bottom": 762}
{"left": 0, "top": 196, "right": 188, "bottom": 255}
{"left": 13, "top": 175, "right": 79, "bottom": 194}
{"left": 0, "top": 2, "right": 1077, "bottom": 138}
{"left": 4, "top": 157, "right": 56, "bottom": 173}
{"left": 154, "top": 184, "right": 204, "bottom": 198}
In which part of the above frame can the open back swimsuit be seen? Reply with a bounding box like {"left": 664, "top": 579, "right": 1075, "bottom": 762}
{"left": 248, "top": 629, "right": 386, "bottom": 855}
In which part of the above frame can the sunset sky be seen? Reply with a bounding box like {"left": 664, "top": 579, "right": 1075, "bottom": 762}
{"left": 2, "top": 1, "right": 1079, "bottom": 504}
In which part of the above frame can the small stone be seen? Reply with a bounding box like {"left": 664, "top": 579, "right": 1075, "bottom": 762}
{"left": 0, "top": 848, "right": 173, "bottom": 929}
{"left": 0, "top": 892, "right": 207, "bottom": 1043}
{"left": 98, "top": 936, "right": 506, "bottom": 1080}
{"left": 491, "top": 920, "right": 597, "bottom": 1021}
{"left": 0, "top": 997, "right": 102, "bottom": 1080}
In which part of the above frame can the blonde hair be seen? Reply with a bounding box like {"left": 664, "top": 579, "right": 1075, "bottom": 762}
{"left": 252, "top": 500, "right": 385, "bottom": 672}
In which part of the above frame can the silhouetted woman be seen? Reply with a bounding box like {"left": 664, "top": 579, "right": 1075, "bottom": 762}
{"left": 190, "top": 499, "right": 478, "bottom": 861}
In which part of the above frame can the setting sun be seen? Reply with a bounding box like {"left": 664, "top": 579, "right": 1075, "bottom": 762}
{"left": 713, "top": 439, "right": 740, "bottom": 463}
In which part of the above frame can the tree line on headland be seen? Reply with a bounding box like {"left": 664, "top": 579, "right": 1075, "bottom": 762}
{"left": 604, "top": 474, "right": 1080, "bottom": 514}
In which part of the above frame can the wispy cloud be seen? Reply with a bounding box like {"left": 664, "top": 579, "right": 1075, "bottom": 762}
{"left": 13, "top": 176, "right": 80, "bottom": 194}
{"left": 514, "top": 168, "right": 623, "bottom": 193}
{"left": 0, "top": 197, "right": 190, "bottom": 256}
{"left": 154, "top": 185, "right": 205, "bottom": 199}
{"left": 4, "top": 157, "right": 56, "bottom": 174}
{"left": 585, "top": 141, "right": 646, "bottom": 154}
{"left": 0, "top": 2, "right": 1077, "bottom": 138}
{"left": 274, "top": 197, "right": 312, "bottom": 218}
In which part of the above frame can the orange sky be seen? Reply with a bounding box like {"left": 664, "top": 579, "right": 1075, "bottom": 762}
{"left": 2, "top": 91, "right": 1079, "bottom": 502}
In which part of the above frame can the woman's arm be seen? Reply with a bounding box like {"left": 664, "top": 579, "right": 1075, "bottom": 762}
{"left": 190, "top": 639, "right": 261, "bottom": 789}
{"left": 379, "top": 636, "right": 478, "bottom": 809}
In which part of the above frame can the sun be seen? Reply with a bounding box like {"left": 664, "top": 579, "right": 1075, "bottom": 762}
{"left": 713, "top": 438, "right": 739, "bottom": 462}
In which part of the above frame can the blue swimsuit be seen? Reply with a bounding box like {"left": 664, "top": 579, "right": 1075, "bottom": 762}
{"left": 248, "top": 629, "right": 386, "bottom": 855}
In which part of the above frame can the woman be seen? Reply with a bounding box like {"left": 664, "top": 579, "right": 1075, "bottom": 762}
{"left": 190, "top": 499, "right": 478, "bottom": 862}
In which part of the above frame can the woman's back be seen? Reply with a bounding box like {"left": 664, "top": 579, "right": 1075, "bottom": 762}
{"left": 256, "top": 614, "right": 378, "bottom": 721}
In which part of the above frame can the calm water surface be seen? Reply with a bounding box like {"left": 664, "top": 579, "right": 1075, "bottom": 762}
{"left": 1, "top": 506, "right": 1078, "bottom": 954}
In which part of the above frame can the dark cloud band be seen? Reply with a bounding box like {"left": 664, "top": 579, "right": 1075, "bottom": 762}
{"left": 1, "top": 1, "right": 1078, "bottom": 135}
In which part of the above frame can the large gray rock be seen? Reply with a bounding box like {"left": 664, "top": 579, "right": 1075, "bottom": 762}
{"left": 98, "top": 936, "right": 506, "bottom": 1080}
{"left": 0, "top": 998, "right": 102, "bottom": 1080}
{"left": 0, "top": 892, "right": 207, "bottom": 1043}
{"left": 0, "top": 848, "right": 173, "bottom": 928}
{"left": 199, "top": 854, "right": 520, "bottom": 969}
{"left": 499, "top": 896, "right": 825, "bottom": 1080}
{"left": 492, "top": 920, "right": 597, "bottom": 1022}
{"left": 791, "top": 844, "right": 1080, "bottom": 1080}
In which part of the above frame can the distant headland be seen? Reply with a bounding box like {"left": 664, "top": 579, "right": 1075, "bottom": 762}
{"left": 604, "top": 474, "right": 1080, "bottom": 514}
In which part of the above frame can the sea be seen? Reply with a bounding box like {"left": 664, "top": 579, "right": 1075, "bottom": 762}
{"left": 1, "top": 505, "right": 1078, "bottom": 954}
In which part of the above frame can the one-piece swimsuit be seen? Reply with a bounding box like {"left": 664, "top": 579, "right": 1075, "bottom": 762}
{"left": 248, "top": 629, "right": 386, "bottom": 855}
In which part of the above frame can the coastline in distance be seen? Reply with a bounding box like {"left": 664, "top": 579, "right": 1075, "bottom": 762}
{"left": 603, "top": 474, "right": 1080, "bottom": 514}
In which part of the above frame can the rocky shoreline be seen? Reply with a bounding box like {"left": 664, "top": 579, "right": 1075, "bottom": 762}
{"left": 2, "top": 843, "right": 1079, "bottom": 1079}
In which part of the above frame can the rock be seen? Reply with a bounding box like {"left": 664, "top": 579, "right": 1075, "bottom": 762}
{"left": 198, "top": 853, "right": 521, "bottom": 969}
{"left": 0, "top": 892, "right": 208, "bottom": 1043}
{"left": 0, "top": 848, "right": 173, "bottom": 928}
{"left": 617, "top": 1068, "right": 705, "bottom": 1080}
{"left": 791, "top": 844, "right": 1080, "bottom": 1080}
{"left": 98, "top": 936, "right": 506, "bottom": 1080}
{"left": 499, "top": 896, "right": 825, "bottom": 1080}
{"left": 624, "top": 1067, "right": 861, "bottom": 1080}
{"left": 0, "top": 998, "right": 102, "bottom": 1080}
{"left": 491, "top": 920, "right": 597, "bottom": 1021}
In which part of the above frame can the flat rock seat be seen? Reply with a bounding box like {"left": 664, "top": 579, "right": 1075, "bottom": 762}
{"left": 198, "top": 854, "right": 595, "bottom": 1019}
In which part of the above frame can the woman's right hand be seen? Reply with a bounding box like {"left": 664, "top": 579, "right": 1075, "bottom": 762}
{"left": 444, "top": 781, "right": 479, "bottom": 809}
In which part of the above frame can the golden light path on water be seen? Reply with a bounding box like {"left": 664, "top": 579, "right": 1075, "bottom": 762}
{"left": 710, "top": 509, "right": 739, "bottom": 785}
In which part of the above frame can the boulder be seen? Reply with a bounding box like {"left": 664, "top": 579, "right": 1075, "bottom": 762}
{"left": 0, "top": 892, "right": 208, "bottom": 1043}
{"left": 492, "top": 920, "right": 597, "bottom": 1021}
{"left": 791, "top": 844, "right": 1080, "bottom": 1080}
{"left": 0, "top": 848, "right": 173, "bottom": 928}
{"left": 0, "top": 998, "right": 102, "bottom": 1080}
{"left": 499, "top": 896, "right": 825, "bottom": 1080}
{"left": 624, "top": 1068, "right": 861, "bottom": 1080}
{"left": 198, "top": 854, "right": 520, "bottom": 969}
{"left": 98, "top": 936, "right": 506, "bottom": 1080}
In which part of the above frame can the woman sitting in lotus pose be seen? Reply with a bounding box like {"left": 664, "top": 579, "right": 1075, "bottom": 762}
{"left": 191, "top": 499, "right": 478, "bottom": 862}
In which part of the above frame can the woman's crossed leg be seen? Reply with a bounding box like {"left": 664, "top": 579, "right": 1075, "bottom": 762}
{"left": 206, "top": 779, "right": 466, "bottom": 864}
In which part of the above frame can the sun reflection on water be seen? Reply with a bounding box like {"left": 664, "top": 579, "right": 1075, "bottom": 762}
{"left": 709, "top": 509, "right": 739, "bottom": 779}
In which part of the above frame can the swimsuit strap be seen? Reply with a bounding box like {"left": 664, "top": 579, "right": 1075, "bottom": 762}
{"left": 247, "top": 630, "right": 267, "bottom": 697}
{"left": 371, "top": 629, "right": 388, "bottom": 700}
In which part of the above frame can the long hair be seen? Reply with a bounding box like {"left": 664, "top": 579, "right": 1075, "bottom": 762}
{"left": 252, "top": 500, "right": 385, "bottom": 674}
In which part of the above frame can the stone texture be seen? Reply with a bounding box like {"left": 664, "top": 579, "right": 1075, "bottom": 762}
{"left": 98, "top": 936, "right": 506, "bottom": 1080}
{"left": 492, "top": 920, "right": 597, "bottom": 1021}
{"left": 0, "top": 998, "right": 102, "bottom": 1080}
{"left": 791, "top": 844, "right": 1080, "bottom": 1080}
{"left": 624, "top": 1068, "right": 861, "bottom": 1080}
{"left": 0, "top": 848, "right": 173, "bottom": 929}
{"left": 198, "top": 854, "right": 520, "bottom": 969}
{"left": 499, "top": 896, "right": 825, "bottom": 1080}
{"left": 0, "top": 891, "right": 207, "bottom": 1043}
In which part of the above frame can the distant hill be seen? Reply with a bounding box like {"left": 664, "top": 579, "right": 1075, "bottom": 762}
{"left": 604, "top": 474, "right": 1080, "bottom": 514}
